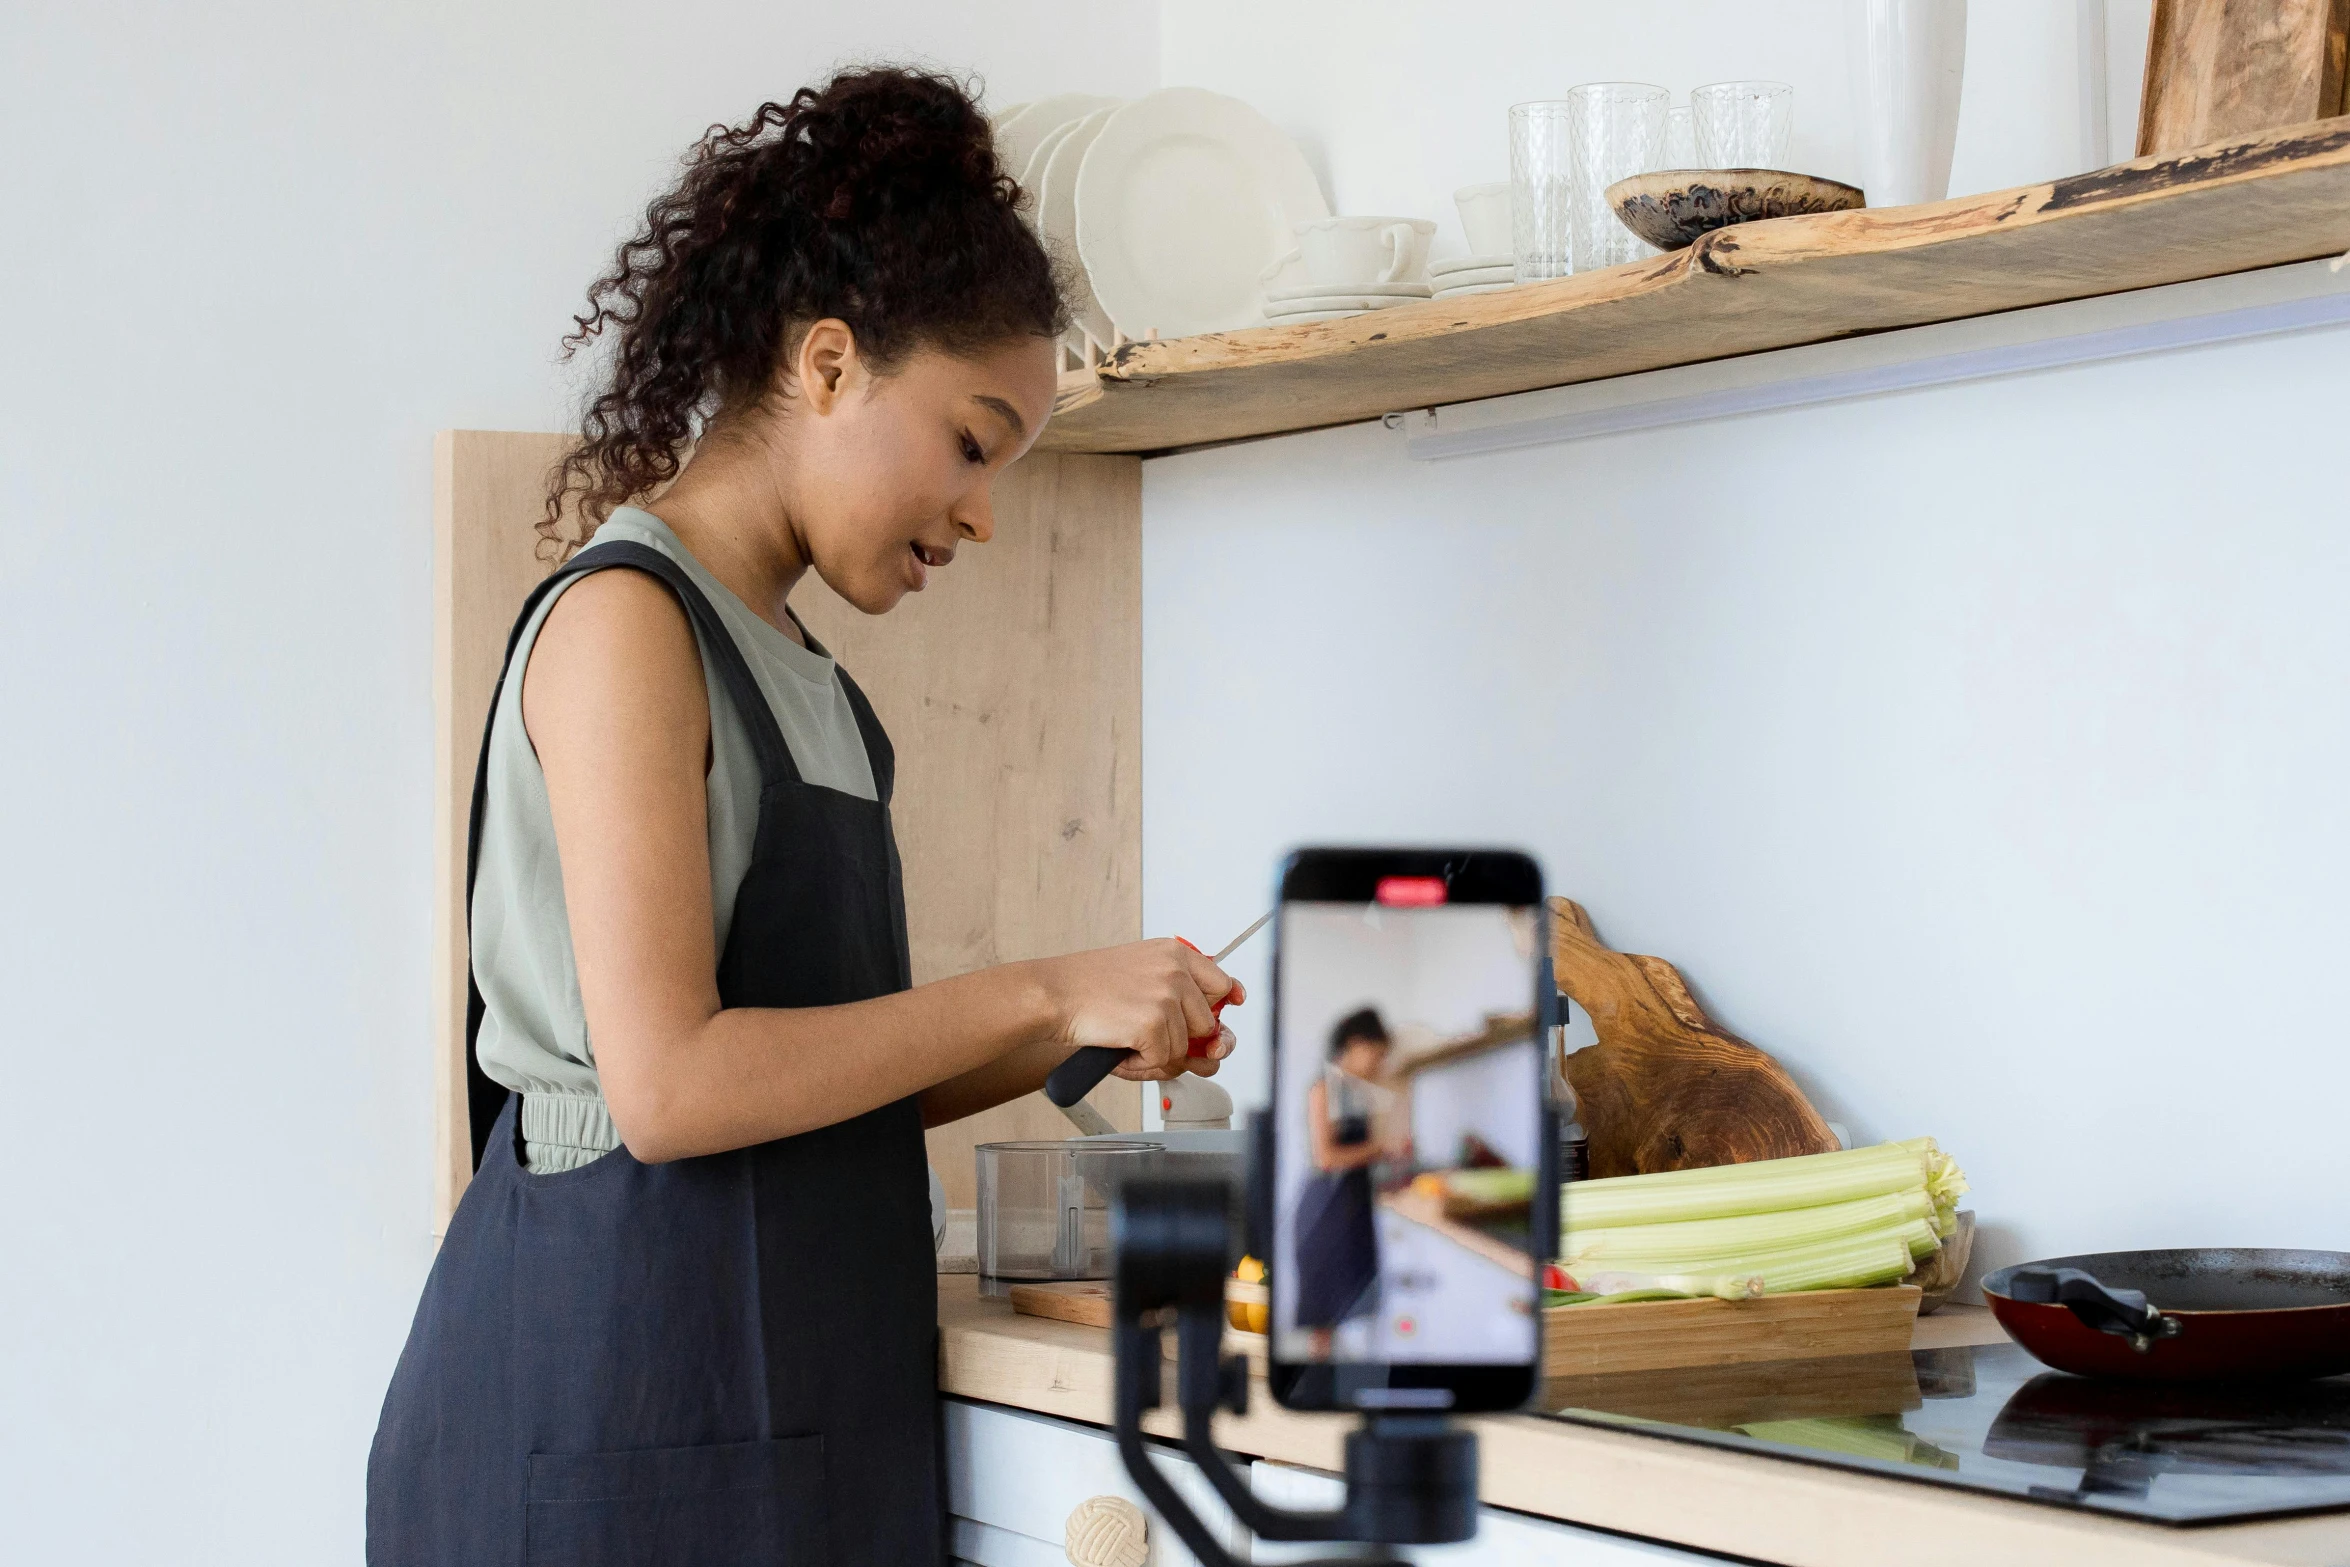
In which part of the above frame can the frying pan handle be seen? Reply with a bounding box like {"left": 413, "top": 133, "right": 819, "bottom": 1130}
{"left": 2005, "top": 1266, "right": 2184, "bottom": 1352}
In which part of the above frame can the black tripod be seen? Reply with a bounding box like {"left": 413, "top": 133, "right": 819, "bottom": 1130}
{"left": 1107, "top": 1173, "right": 1480, "bottom": 1566}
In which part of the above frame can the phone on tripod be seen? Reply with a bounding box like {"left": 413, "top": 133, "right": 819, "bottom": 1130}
{"left": 1266, "top": 847, "right": 1555, "bottom": 1413}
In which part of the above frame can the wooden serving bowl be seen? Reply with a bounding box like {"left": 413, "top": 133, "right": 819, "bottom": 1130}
{"left": 1607, "top": 169, "right": 1865, "bottom": 251}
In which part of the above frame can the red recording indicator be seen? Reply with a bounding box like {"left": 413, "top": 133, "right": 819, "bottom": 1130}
{"left": 1374, "top": 875, "right": 1448, "bottom": 907}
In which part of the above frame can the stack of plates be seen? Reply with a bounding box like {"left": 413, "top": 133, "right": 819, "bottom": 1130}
{"left": 1260, "top": 280, "right": 1430, "bottom": 325}
{"left": 1430, "top": 254, "right": 1517, "bottom": 299}
{"left": 991, "top": 89, "right": 1329, "bottom": 352}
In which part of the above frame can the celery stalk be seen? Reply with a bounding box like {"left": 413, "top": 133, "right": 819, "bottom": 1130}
{"left": 1559, "top": 1189, "right": 1932, "bottom": 1268}
{"left": 1434, "top": 1167, "right": 1535, "bottom": 1208}
{"left": 1562, "top": 1143, "right": 1931, "bottom": 1229}
{"left": 1566, "top": 1232, "right": 1923, "bottom": 1294}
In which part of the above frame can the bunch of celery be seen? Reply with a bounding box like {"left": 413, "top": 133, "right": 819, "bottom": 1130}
{"left": 1552, "top": 1138, "right": 1967, "bottom": 1299}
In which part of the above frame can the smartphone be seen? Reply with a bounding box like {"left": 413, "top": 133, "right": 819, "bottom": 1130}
{"left": 1265, "top": 847, "right": 1555, "bottom": 1413}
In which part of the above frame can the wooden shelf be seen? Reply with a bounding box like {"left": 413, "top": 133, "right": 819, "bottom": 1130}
{"left": 1034, "top": 117, "right": 2350, "bottom": 456}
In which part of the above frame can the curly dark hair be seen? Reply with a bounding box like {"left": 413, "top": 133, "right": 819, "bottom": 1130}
{"left": 544, "top": 67, "right": 1067, "bottom": 556}
{"left": 1328, "top": 1007, "right": 1391, "bottom": 1059}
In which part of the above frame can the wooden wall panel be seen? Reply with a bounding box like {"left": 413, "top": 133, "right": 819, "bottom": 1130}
{"left": 433, "top": 435, "right": 1142, "bottom": 1229}
{"left": 793, "top": 453, "right": 1146, "bottom": 1207}
{"left": 432, "top": 431, "right": 567, "bottom": 1229}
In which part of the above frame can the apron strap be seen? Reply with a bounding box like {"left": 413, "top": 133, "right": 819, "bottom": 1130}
{"left": 832, "top": 667, "right": 896, "bottom": 806}
{"left": 784, "top": 609, "right": 894, "bottom": 807}
{"left": 461, "top": 538, "right": 800, "bottom": 1170}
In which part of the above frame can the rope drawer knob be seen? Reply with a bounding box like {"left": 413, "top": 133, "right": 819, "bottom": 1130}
{"left": 1065, "top": 1493, "right": 1149, "bottom": 1567}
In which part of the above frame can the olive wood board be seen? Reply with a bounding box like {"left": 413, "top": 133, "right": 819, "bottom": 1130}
{"left": 1010, "top": 1279, "right": 1923, "bottom": 1379}
{"left": 2138, "top": 0, "right": 2349, "bottom": 157}
{"left": 1033, "top": 117, "right": 2350, "bottom": 455}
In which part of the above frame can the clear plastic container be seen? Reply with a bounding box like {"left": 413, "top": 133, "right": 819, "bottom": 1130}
{"left": 975, "top": 1140, "right": 1159, "bottom": 1295}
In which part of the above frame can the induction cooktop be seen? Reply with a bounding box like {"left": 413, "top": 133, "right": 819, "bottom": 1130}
{"left": 1537, "top": 1340, "right": 2350, "bottom": 1525}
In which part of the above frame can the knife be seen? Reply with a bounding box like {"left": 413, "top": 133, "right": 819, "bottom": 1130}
{"left": 1043, "top": 909, "right": 1273, "bottom": 1109}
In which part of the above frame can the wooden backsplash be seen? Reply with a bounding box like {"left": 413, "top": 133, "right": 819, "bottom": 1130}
{"left": 431, "top": 433, "right": 1144, "bottom": 1228}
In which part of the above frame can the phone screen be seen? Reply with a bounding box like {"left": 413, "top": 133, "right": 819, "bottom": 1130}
{"left": 1269, "top": 850, "right": 1549, "bottom": 1411}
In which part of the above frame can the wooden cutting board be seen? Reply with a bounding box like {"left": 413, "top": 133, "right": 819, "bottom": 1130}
{"left": 1009, "top": 1279, "right": 1922, "bottom": 1379}
{"left": 2138, "top": 0, "right": 2350, "bottom": 157}
{"left": 1007, "top": 1279, "right": 1118, "bottom": 1328}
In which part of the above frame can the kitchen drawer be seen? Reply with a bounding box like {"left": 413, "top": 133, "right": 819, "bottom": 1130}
{"left": 944, "top": 1397, "right": 1246, "bottom": 1567}
{"left": 1249, "top": 1460, "right": 1734, "bottom": 1566}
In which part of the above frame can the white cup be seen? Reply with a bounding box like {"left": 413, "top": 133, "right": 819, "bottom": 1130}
{"left": 1848, "top": 0, "right": 1968, "bottom": 207}
{"left": 1296, "top": 216, "right": 1437, "bottom": 287}
{"left": 1452, "top": 183, "right": 1514, "bottom": 258}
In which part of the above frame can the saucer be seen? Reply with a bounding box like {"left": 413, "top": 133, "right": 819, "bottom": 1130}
{"left": 1428, "top": 264, "right": 1514, "bottom": 287}
{"left": 1429, "top": 253, "right": 1514, "bottom": 276}
{"left": 1264, "top": 280, "right": 1430, "bottom": 303}
{"left": 1262, "top": 292, "right": 1422, "bottom": 317}
{"left": 1432, "top": 280, "right": 1516, "bottom": 298}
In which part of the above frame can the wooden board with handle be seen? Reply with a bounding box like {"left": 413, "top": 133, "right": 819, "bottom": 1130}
{"left": 2138, "top": 0, "right": 2350, "bottom": 157}
{"left": 1551, "top": 896, "right": 1837, "bottom": 1180}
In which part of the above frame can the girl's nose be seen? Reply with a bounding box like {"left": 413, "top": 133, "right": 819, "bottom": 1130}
{"left": 952, "top": 488, "right": 995, "bottom": 544}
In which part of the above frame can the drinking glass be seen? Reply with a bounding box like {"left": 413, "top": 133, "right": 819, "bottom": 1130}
{"left": 1565, "top": 82, "right": 1668, "bottom": 273}
{"left": 1510, "top": 101, "right": 1575, "bottom": 282}
{"left": 1665, "top": 103, "right": 1700, "bottom": 169}
{"left": 1690, "top": 80, "right": 1794, "bottom": 168}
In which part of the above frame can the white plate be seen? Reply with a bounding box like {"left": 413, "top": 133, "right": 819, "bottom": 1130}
{"left": 1262, "top": 292, "right": 1424, "bottom": 316}
{"left": 1020, "top": 118, "right": 1083, "bottom": 197}
{"left": 1429, "top": 253, "right": 1514, "bottom": 276}
{"left": 1077, "top": 87, "right": 1328, "bottom": 339}
{"left": 1432, "top": 280, "right": 1517, "bottom": 297}
{"left": 1263, "top": 280, "right": 1429, "bottom": 303}
{"left": 995, "top": 94, "right": 1117, "bottom": 185}
{"left": 1427, "top": 266, "right": 1515, "bottom": 287}
{"left": 1037, "top": 105, "right": 1121, "bottom": 351}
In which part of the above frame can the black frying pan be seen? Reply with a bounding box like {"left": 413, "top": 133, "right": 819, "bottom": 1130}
{"left": 1984, "top": 1249, "right": 2350, "bottom": 1382}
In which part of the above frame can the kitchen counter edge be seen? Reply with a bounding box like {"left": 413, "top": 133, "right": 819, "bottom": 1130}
{"left": 936, "top": 1276, "right": 2348, "bottom": 1567}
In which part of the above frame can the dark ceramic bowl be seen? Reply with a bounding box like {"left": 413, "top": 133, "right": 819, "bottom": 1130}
{"left": 1606, "top": 168, "right": 1865, "bottom": 251}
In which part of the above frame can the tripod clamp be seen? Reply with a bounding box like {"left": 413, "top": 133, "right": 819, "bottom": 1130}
{"left": 1107, "top": 1170, "right": 1479, "bottom": 1566}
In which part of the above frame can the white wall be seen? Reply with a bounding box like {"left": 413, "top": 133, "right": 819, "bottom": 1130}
{"left": 1141, "top": 322, "right": 2350, "bottom": 1290}
{"left": 0, "top": 5, "right": 1152, "bottom": 1561}
{"left": 1144, "top": 0, "right": 2343, "bottom": 1300}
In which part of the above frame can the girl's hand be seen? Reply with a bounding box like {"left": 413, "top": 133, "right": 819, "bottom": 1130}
{"left": 1037, "top": 938, "right": 1244, "bottom": 1081}
{"left": 1116, "top": 1023, "right": 1236, "bottom": 1083}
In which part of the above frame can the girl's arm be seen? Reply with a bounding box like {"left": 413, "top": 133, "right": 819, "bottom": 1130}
{"left": 527, "top": 567, "right": 1236, "bottom": 1164}
{"left": 916, "top": 1023, "right": 1233, "bottom": 1129}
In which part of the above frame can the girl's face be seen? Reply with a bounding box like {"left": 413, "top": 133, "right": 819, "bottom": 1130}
{"left": 1338, "top": 1039, "right": 1389, "bottom": 1081}
{"left": 785, "top": 326, "right": 1060, "bottom": 614}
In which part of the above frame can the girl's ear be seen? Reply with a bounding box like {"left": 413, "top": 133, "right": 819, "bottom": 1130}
{"left": 796, "top": 318, "right": 859, "bottom": 414}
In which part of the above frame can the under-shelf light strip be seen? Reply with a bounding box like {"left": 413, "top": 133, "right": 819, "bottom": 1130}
{"left": 1399, "top": 256, "right": 2350, "bottom": 462}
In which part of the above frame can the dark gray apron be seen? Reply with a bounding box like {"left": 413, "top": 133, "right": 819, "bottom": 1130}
{"left": 368, "top": 541, "right": 940, "bottom": 1565}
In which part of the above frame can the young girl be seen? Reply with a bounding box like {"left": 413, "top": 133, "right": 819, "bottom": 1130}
{"left": 369, "top": 69, "right": 1238, "bottom": 1566}
{"left": 1294, "top": 1007, "right": 1395, "bottom": 1358}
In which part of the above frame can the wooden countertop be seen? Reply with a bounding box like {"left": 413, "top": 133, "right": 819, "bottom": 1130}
{"left": 937, "top": 1277, "right": 2350, "bottom": 1567}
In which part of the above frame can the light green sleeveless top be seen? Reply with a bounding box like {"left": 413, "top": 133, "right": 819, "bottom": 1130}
{"left": 470, "top": 509, "right": 877, "bottom": 1171}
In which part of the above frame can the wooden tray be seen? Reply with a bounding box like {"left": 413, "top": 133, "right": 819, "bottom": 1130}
{"left": 1544, "top": 1287, "right": 1921, "bottom": 1379}
{"left": 1011, "top": 1279, "right": 1923, "bottom": 1380}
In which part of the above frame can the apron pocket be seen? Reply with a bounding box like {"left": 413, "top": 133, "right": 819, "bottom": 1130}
{"left": 525, "top": 1436, "right": 825, "bottom": 1566}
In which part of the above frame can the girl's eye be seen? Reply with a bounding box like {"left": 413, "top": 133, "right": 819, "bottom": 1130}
{"left": 959, "top": 432, "right": 985, "bottom": 464}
